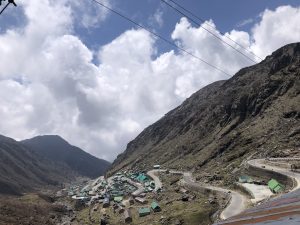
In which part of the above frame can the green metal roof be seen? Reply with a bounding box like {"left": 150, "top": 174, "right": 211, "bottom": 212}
{"left": 268, "top": 179, "right": 280, "bottom": 189}
{"left": 151, "top": 201, "right": 160, "bottom": 209}
{"left": 138, "top": 207, "right": 151, "bottom": 216}
{"left": 239, "top": 175, "right": 253, "bottom": 183}
{"left": 268, "top": 179, "right": 284, "bottom": 193}
{"left": 114, "top": 196, "right": 123, "bottom": 202}
{"left": 273, "top": 185, "right": 284, "bottom": 193}
{"left": 137, "top": 174, "right": 148, "bottom": 182}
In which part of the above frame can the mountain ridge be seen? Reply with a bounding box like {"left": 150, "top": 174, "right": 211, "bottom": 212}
{"left": 109, "top": 42, "right": 300, "bottom": 177}
{"left": 22, "top": 135, "right": 111, "bottom": 179}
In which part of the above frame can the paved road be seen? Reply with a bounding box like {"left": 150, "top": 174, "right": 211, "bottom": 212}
{"left": 147, "top": 170, "right": 163, "bottom": 191}
{"left": 149, "top": 169, "right": 247, "bottom": 220}
{"left": 248, "top": 158, "right": 300, "bottom": 191}
{"left": 181, "top": 172, "right": 247, "bottom": 220}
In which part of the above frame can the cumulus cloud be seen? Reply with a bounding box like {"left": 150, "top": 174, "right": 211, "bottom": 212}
{"left": 0, "top": 2, "right": 299, "bottom": 161}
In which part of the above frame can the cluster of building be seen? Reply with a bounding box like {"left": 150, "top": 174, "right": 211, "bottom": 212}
{"left": 66, "top": 167, "right": 163, "bottom": 224}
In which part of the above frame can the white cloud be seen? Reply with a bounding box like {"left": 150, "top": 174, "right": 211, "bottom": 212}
{"left": 250, "top": 5, "right": 300, "bottom": 57}
{"left": 149, "top": 8, "right": 164, "bottom": 28}
{"left": 68, "top": 0, "right": 111, "bottom": 28}
{"left": 0, "top": 2, "right": 299, "bottom": 161}
{"left": 236, "top": 18, "right": 254, "bottom": 28}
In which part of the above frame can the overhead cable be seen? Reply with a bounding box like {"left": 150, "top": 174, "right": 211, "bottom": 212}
{"left": 160, "top": 0, "right": 260, "bottom": 64}
{"left": 167, "top": 0, "right": 263, "bottom": 61}
{"left": 90, "top": 0, "right": 232, "bottom": 77}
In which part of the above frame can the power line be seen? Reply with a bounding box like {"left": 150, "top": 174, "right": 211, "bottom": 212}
{"left": 160, "top": 0, "right": 260, "bottom": 64}
{"left": 168, "top": 0, "right": 263, "bottom": 61}
{"left": 90, "top": 0, "right": 232, "bottom": 77}
{"left": 0, "top": 0, "right": 17, "bottom": 15}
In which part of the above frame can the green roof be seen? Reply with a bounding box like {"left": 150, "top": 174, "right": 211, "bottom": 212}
{"left": 138, "top": 207, "right": 151, "bottom": 216}
{"left": 114, "top": 196, "right": 123, "bottom": 202}
{"left": 268, "top": 179, "right": 284, "bottom": 193}
{"left": 239, "top": 175, "right": 253, "bottom": 183}
{"left": 268, "top": 179, "right": 280, "bottom": 189}
{"left": 274, "top": 185, "right": 284, "bottom": 193}
{"left": 151, "top": 201, "right": 160, "bottom": 209}
{"left": 137, "top": 174, "right": 148, "bottom": 182}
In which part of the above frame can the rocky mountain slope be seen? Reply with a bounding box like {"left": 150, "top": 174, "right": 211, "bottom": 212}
{"left": 109, "top": 43, "right": 300, "bottom": 177}
{"left": 0, "top": 135, "right": 75, "bottom": 195}
{"left": 22, "top": 135, "right": 110, "bottom": 178}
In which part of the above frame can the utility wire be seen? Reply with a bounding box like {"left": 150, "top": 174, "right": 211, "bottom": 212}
{"left": 160, "top": 0, "right": 260, "bottom": 64}
{"left": 90, "top": 0, "right": 232, "bottom": 77}
{"left": 168, "top": 0, "right": 263, "bottom": 61}
{"left": 0, "top": 2, "right": 10, "bottom": 14}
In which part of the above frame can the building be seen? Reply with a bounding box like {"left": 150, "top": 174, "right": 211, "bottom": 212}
{"left": 103, "top": 197, "right": 110, "bottom": 208}
{"left": 124, "top": 209, "right": 132, "bottom": 223}
{"left": 114, "top": 196, "right": 123, "bottom": 203}
{"left": 135, "top": 197, "right": 147, "bottom": 204}
{"left": 238, "top": 175, "right": 253, "bottom": 183}
{"left": 138, "top": 207, "right": 151, "bottom": 217}
{"left": 137, "top": 173, "right": 149, "bottom": 182}
{"left": 268, "top": 179, "right": 284, "bottom": 193}
{"left": 153, "top": 165, "right": 161, "bottom": 169}
{"left": 151, "top": 201, "right": 161, "bottom": 212}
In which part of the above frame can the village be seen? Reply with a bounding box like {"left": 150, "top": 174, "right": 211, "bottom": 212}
{"left": 60, "top": 158, "right": 294, "bottom": 225}
{"left": 65, "top": 165, "right": 167, "bottom": 224}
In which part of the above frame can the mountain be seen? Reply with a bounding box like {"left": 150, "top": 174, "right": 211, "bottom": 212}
{"left": 22, "top": 135, "right": 111, "bottom": 179}
{"left": 109, "top": 43, "right": 300, "bottom": 176}
{"left": 0, "top": 135, "right": 75, "bottom": 195}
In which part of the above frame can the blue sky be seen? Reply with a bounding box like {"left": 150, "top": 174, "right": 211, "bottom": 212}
{"left": 0, "top": 0, "right": 299, "bottom": 160}
{"left": 74, "top": 0, "right": 300, "bottom": 53}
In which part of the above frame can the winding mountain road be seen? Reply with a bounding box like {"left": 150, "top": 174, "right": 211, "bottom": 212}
{"left": 148, "top": 158, "right": 300, "bottom": 221}
{"left": 248, "top": 158, "right": 300, "bottom": 191}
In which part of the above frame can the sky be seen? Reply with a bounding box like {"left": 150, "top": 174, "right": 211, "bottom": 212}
{"left": 0, "top": 0, "right": 299, "bottom": 161}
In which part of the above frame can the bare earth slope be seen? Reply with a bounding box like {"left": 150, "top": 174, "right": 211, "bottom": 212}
{"left": 109, "top": 43, "right": 300, "bottom": 176}
{"left": 0, "top": 135, "right": 75, "bottom": 195}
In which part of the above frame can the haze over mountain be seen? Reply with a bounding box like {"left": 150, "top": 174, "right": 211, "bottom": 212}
{"left": 109, "top": 43, "right": 300, "bottom": 176}
{"left": 22, "top": 135, "right": 111, "bottom": 179}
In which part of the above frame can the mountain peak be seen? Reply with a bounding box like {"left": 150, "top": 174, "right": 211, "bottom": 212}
{"left": 22, "top": 135, "right": 111, "bottom": 178}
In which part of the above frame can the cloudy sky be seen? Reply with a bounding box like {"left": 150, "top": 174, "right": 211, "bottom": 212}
{"left": 0, "top": 0, "right": 299, "bottom": 161}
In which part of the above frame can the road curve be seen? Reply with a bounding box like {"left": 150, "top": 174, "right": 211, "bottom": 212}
{"left": 181, "top": 172, "right": 247, "bottom": 220}
{"left": 248, "top": 158, "right": 300, "bottom": 191}
{"left": 147, "top": 170, "right": 163, "bottom": 191}
{"left": 146, "top": 158, "right": 300, "bottom": 221}
{"left": 149, "top": 169, "right": 247, "bottom": 220}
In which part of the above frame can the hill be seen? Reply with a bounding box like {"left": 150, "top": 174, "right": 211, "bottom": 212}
{"left": 22, "top": 135, "right": 111, "bottom": 179}
{"left": 0, "top": 135, "right": 75, "bottom": 195}
{"left": 109, "top": 43, "right": 300, "bottom": 177}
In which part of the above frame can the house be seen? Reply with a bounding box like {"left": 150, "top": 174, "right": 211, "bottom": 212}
{"left": 124, "top": 209, "right": 132, "bottom": 223}
{"left": 268, "top": 179, "right": 284, "bottom": 193}
{"left": 103, "top": 197, "right": 110, "bottom": 208}
{"left": 137, "top": 173, "right": 149, "bottom": 182}
{"left": 151, "top": 201, "right": 161, "bottom": 212}
{"left": 153, "top": 165, "right": 161, "bottom": 169}
{"left": 238, "top": 175, "right": 253, "bottom": 183}
{"left": 114, "top": 196, "right": 123, "bottom": 203}
{"left": 138, "top": 207, "right": 151, "bottom": 217}
{"left": 135, "top": 197, "right": 147, "bottom": 204}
